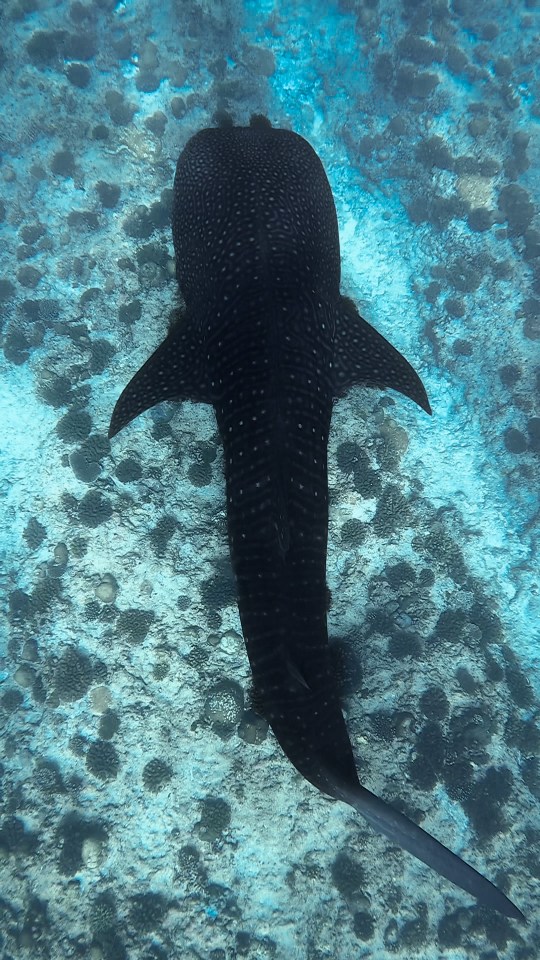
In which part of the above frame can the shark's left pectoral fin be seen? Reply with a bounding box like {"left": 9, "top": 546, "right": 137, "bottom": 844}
{"left": 333, "top": 297, "right": 432, "bottom": 415}
{"left": 108, "top": 312, "right": 212, "bottom": 439}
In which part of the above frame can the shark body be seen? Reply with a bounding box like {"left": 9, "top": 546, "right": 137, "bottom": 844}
{"left": 109, "top": 116, "right": 523, "bottom": 922}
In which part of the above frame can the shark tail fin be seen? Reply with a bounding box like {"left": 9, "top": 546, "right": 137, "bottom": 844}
{"left": 333, "top": 297, "right": 432, "bottom": 415}
{"left": 346, "top": 783, "right": 525, "bottom": 921}
{"left": 108, "top": 312, "right": 212, "bottom": 439}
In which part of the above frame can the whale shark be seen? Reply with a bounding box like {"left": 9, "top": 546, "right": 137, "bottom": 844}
{"left": 109, "top": 115, "right": 524, "bottom": 922}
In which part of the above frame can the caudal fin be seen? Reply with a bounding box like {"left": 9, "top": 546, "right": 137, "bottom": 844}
{"left": 347, "top": 783, "right": 524, "bottom": 921}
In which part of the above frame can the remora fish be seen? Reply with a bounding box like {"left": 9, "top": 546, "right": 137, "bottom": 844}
{"left": 109, "top": 115, "right": 524, "bottom": 922}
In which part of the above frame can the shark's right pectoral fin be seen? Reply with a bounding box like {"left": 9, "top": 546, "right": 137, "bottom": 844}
{"left": 109, "top": 313, "right": 212, "bottom": 439}
{"left": 333, "top": 296, "right": 432, "bottom": 415}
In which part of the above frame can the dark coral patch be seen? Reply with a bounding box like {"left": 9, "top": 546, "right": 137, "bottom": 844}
{"left": 78, "top": 490, "right": 113, "bottom": 527}
{"left": 54, "top": 647, "right": 93, "bottom": 701}
{"left": 86, "top": 740, "right": 120, "bottom": 780}
{"left": 462, "top": 767, "right": 514, "bottom": 840}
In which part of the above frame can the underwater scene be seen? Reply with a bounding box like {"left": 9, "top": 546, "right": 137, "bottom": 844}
{"left": 1, "top": 0, "right": 539, "bottom": 958}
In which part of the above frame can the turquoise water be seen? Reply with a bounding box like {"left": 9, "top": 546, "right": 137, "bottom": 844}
{"left": 1, "top": 1, "right": 538, "bottom": 958}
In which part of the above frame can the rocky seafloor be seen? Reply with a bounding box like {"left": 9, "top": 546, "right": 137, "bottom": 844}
{"left": 0, "top": 0, "right": 539, "bottom": 958}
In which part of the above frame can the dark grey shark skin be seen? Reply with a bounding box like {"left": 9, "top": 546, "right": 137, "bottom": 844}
{"left": 109, "top": 116, "right": 524, "bottom": 922}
